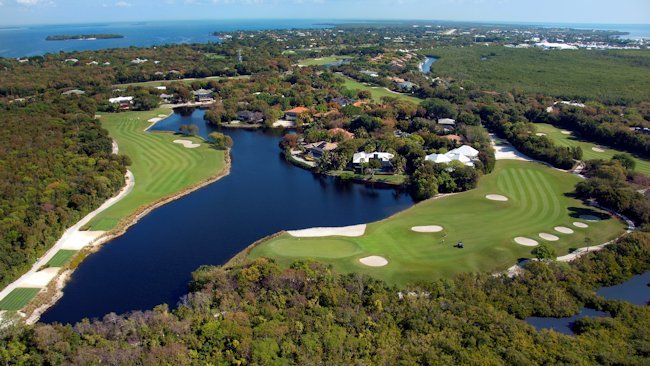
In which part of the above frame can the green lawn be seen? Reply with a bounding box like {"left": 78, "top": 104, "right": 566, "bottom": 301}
{"left": 46, "top": 250, "right": 78, "bottom": 268}
{"left": 114, "top": 75, "right": 249, "bottom": 88}
{"left": 0, "top": 288, "right": 40, "bottom": 311}
{"left": 343, "top": 77, "right": 422, "bottom": 105}
{"left": 298, "top": 56, "right": 351, "bottom": 66}
{"left": 86, "top": 108, "right": 226, "bottom": 231}
{"left": 535, "top": 123, "right": 650, "bottom": 176}
{"left": 329, "top": 171, "right": 406, "bottom": 186}
{"left": 249, "top": 160, "right": 626, "bottom": 285}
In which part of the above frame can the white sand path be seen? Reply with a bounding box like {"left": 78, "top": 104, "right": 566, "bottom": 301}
{"left": 573, "top": 222, "right": 589, "bottom": 228}
{"left": 411, "top": 226, "right": 444, "bottom": 233}
{"left": 287, "top": 224, "right": 367, "bottom": 238}
{"left": 359, "top": 256, "right": 388, "bottom": 267}
{"left": 173, "top": 139, "right": 201, "bottom": 149}
{"left": 486, "top": 194, "right": 509, "bottom": 202}
{"left": 539, "top": 233, "right": 559, "bottom": 241}
{"left": 514, "top": 237, "right": 539, "bottom": 246}
{"left": 554, "top": 226, "right": 575, "bottom": 234}
{"left": 0, "top": 170, "right": 134, "bottom": 305}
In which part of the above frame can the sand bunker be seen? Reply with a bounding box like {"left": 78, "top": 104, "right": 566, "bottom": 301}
{"left": 359, "top": 256, "right": 388, "bottom": 267}
{"left": 592, "top": 147, "right": 606, "bottom": 153}
{"left": 580, "top": 215, "right": 601, "bottom": 222}
{"left": 158, "top": 114, "right": 168, "bottom": 118}
{"left": 148, "top": 117, "right": 164, "bottom": 123}
{"left": 486, "top": 194, "right": 509, "bottom": 202}
{"left": 560, "top": 130, "right": 572, "bottom": 135}
{"left": 539, "top": 233, "right": 560, "bottom": 241}
{"left": 573, "top": 222, "right": 589, "bottom": 228}
{"left": 288, "top": 224, "right": 366, "bottom": 238}
{"left": 515, "top": 237, "right": 539, "bottom": 246}
{"left": 554, "top": 226, "right": 574, "bottom": 234}
{"left": 60, "top": 231, "right": 105, "bottom": 250}
{"left": 173, "top": 140, "right": 201, "bottom": 149}
{"left": 535, "top": 133, "right": 547, "bottom": 136}
{"left": 411, "top": 226, "right": 444, "bottom": 233}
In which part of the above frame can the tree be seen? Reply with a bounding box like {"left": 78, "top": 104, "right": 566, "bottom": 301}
{"left": 612, "top": 153, "right": 636, "bottom": 172}
{"left": 357, "top": 90, "right": 372, "bottom": 100}
{"left": 421, "top": 98, "right": 457, "bottom": 119}
{"left": 208, "top": 132, "right": 233, "bottom": 150}
{"left": 179, "top": 124, "right": 199, "bottom": 136}
{"left": 532, "top": 243, "right": 557, "bottom": 260}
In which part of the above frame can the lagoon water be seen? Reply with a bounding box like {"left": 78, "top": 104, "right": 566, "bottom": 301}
{"left": 420, "top": 56, "right": 438, "bottom": 73}
{"left": 40, "top": 109, "right": 414, "bottom": 324}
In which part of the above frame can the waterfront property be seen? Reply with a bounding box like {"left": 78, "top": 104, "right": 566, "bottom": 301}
{"left": 426, "top": 145, "right": 480, "bottom": 167}
{"left": 285, "top": 107, "right": 311, "bottom": 121}
{"left": 248, "top": 160, "right": 626, "bottom": 285}
{"left": 192, "top": 88, "right": 214, "bottom": 102}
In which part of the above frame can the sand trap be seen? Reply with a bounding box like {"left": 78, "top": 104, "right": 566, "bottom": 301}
{"left": 16, "top": 268, "right": 59, "bottom": 288}
{"left": 592, "top": 147, "right": 606, "bottom": 153}
{"left": 288, "top": 224, "right": 366, "bottom": 238}
{"left": 411, "top": 225, "right": 444, "bottom": 233}
{"left": 573, "top": 222, "right": 589, "bottom": 228}
{"left": 539, "top": 233, "right": 560, "bottom": 241}
{"left": 514, "top": 237, "right": 539, "bottom": 246}
{"left": 148, "top": 117, "right": 163, "bottom": 123}
{"left": 561, "top": 130, "right": 572, "bottom": 135}
{"left": 157, "top": 114, "right": 168, "bottom": 118}
{"left": 486, "top": 194, "right": 509, "bottom": 202}
{"left": 60, "top": 231, "right": 105, "bottom": 250}
{"left": 173, "top": 140, "right": 201, "bottom": 149}
{"left": 359, "top": 256, "right": 388, "bottom": 267}
{"left": 580, "top": 215, "right": 601, "bottom": 222}
{"left": 535, "top": 133, "right": 547, "bottom": 136}
{"left": 554, "top": 226, "right": 574, "bottom": 234}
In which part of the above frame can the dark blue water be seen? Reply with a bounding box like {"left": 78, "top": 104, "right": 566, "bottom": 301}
{"left": 526, "top": 271, "right": 649, "bottom": 334}
{"left": 420, "top": 56, "right": 438, "bottom": 74}
{"left": 40, "top": 108, "right": 414, "bottom": 324}
{"left": 0, "top": 20, "right": 336, "bottom": 58}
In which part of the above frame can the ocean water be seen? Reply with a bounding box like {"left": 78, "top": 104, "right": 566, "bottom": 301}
{"left": 1, "top": 20, "right": 647, "bottom": 58}
{"left": 0, "top": 19, "right": 337, "bottom": 58}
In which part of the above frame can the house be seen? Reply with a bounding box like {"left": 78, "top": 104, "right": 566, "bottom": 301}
{"left": 330, "top": 97, "right": 355, "bottom": 107}
{"left": 160, "top": 94, "right": 174, "bottom": 103}
{"left": 425, "top": 153, "right": 452, "bottom": 164}
{"left": 448, "top": 145, "right": 479, "bottom": 159}
{"left": 237, "top": 110, "right": 264, "bottom": 124}
{"left": 284, "top": 107, "right": 310, "bottom": 121}
{"left": 109, "top": 96, "right": 134, "bottom": 110}
{"left": 446, "top": 152, "right": 475, "bottom": 167}
{"left": 442, "top": 134, "right": 464, "bottom": 144}
{"left": 437, "top": 118, "right": 456, "bottom": 127}
{"left": 155, "top": 86, "right": 167, "bottom": 91}
{"left": 62, "top": 89, "right": 85, "bottom": 96}
{"left": 397, "top": 81, "right": 417, "bottom": 92}
{"left": 360, "top": 70, "right": 379, "bottom": 78}
{"left": 314, "top": 110, "right": 340, "bottom": 119}
{"left": 328, "top": 128, "right": 354, "bottom": 140}
{"left": 352, "top": 152, "right": 395, "bottom": 173}
{"left": 131, "top": 58, "right": 148, "bottom": 64}
{"left": 305, "top": 141, "right": 338, "bottom": 160}
{"left": 192, "top": 89, "right": 214, "bottom": 102}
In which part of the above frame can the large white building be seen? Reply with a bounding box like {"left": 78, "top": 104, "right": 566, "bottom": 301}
{"left": 425, "top": 145, "right": 479, "bottom": 168}
{"left": 353, "top": 152, "right": 395, "bottom": 164}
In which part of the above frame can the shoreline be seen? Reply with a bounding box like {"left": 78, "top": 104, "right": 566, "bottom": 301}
{"left": 13, "top": 111, "right": 232, "bottom": 324}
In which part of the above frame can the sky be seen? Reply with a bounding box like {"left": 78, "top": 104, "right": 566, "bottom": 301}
{"left": 0, "top": 0, "right": 649, "bottom": 26}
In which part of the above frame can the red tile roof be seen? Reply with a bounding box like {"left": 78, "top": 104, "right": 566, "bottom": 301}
{"left": 286, "top": 107, "right": 310, "bottom": 114}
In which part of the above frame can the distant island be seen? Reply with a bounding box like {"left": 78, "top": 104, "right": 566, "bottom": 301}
{"left": 46, "top": 34, "right": 124, "bottom": 41}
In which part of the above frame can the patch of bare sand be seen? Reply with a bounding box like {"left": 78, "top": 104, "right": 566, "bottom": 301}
{"left": 287, "top": 224, "right": 366, "bottom": 237}
{"left": 359, "top": 256, "right": 388, "bottom": 267}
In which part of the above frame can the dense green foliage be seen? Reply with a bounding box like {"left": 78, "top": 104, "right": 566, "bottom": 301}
{"left": 1, "top": 233, "right": 648, "bottom": 364}
{"left": 0, "top": 97, "right": 127, "bottom": 288}
{"left": 428, "top": 46, "right": 650, "bottom": 103}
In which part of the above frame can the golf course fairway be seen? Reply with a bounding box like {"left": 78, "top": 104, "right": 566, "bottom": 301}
{"left": 86, "top": 108, "right": 227, "bottom": 231}
{"left": 248, "top": 160, "right": 626, "bottom": 285}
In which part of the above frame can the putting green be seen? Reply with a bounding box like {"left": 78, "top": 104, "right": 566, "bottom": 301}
{"left": 269, "top": 238, "right": 362, "bottom": 259}
{"left": 535, "top": 123, "right": 650, "bottom": 176}
{"left": 86, "top": 108, "right": 226, "bottom": 231}
{"left": 249, "top": 160, "right": 626, "bottom": 285}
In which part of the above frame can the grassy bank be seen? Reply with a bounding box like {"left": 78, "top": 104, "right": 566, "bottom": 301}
{"left": 426, "top": 46, "right": 650, "bottom": 102}
{"left": 248, "top": 160, "right": 626, "bottom": 285}
{"left": 535, "top": 123, "right": 650, "bottom": 176}
{"left": 86, "top": 108, "right": 226, "bottom": 230}
{"left": 342, "top": 77, "right": 422, "bottom": 104}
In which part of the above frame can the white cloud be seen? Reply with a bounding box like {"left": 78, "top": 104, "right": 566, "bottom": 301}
{"left": 115, "top": 0, "right": 131, "bottom": 6}
{"left": 16, "top": 0, "right": 40, "bottom": 5}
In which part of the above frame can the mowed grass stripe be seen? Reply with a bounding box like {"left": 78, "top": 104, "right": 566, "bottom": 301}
{"left": 250, "top": 160, "right": 626, "bottom": 285}
{"left": 86, "top": 109, "right": 226, "bottom": 231}
{"left": 0, "top": 288, "right": 40, "bottom": 311}
{"left": 47, "top": 250, "right": 77, "bottom": 267}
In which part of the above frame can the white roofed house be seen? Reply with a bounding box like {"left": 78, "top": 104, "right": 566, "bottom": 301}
{"left": 109, "top": 96, "right": 134, "bottom": 110}
{"left": 425, "top": 153, "right": 452, "bottom": 164}
{"left": 352, "top": 152, "right": 395, "bottom": 174}
{"left": 437, "top": 118, "right": 456, "bottom": 127}
{"left": 448, "top": 145, "right": 479, "bottom": 159}
{"left": 425, "top": 145, "right": 480, "bottom": 168}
